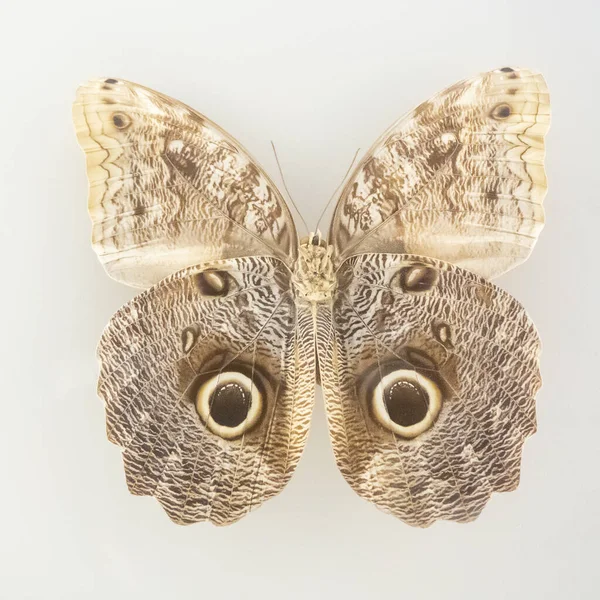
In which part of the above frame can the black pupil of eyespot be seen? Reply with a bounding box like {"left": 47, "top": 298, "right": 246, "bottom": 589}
{"left": 384, "top": 381, "right": 429, "bottom": 427}
{"left": 209, "top": 382, "right": 251, "bottom": 427}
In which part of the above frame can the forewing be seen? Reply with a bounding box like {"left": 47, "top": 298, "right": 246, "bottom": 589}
{"left": 99, "top": 256, "right": 314, "bottom": 525}
{"left": 329, "top": 68, "right": 550, "bottom": 279}
{"left": 317, "top": 253, "right": 541, "bottom": 526}
{"left": 73, "top": 78, "right": 297, "bottom": 288}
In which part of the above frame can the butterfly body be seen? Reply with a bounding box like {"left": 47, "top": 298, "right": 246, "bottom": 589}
{"left": 73, "top": 68, "right": 549, "bottom": 526}
{"left": 292, "top": 233, "right": 336, "bottom": 304}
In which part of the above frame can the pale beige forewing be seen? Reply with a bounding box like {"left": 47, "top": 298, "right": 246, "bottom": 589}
{"left": 318, "top": 253, "right": 541, "bottom": 526}
{"left": 99, "top": 256, "right": 315, "bottom": 525}
{"left": 329, "top": 68, "right": 550, "bottom": 279}
{"left": 73, "top": 78, "right": 297, "bottom": 288}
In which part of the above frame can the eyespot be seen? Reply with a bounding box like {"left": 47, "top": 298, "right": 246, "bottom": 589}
{"left": 393, "top": 264, "right": 439, "bottom": 293}
{"left": 490, "top": 103, "right": 512, "bottom": 120}
{"left": 432, "top": 321, "right": 454, "bottom": 349}
{"left": 112, "top": 112, "right": 131, "bottom": 129}
{"left": 196, "top": 269, "right": 233, "bottom": 297}
{"left": 195, "top": 371, "right": 263, "bottom": 439}
{"left": 181, "top": 326, "right": 199, "bottom": 354}
{"left": 371, "top": 369, "right": 442, "bottom": 438}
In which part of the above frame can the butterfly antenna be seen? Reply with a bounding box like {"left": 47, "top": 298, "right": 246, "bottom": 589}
{"left": 314, "top": 147, "right": 362, "bottom": 235}
{"left": 270, "top": 141, "right": 309, "bottom": 235}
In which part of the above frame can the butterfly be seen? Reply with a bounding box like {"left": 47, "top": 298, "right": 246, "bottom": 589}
{"left": 72, "top": 67, "right": 549, "bottom": 527}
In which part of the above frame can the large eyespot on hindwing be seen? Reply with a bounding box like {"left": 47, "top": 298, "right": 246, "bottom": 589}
{"left": 371, "top": 369, "right": 442, "bottom": 439}
{"left": 392, "top": 263, "right": 439, "bottom": 294}
{"left": 195, "top": 269, "right": 234, "bottom": 297}
{"left": 194, "top": 370, "right": 264, "bottom": 440}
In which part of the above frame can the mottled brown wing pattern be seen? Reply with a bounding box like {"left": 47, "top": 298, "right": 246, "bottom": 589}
{"left": 99, "top": 256, "right": 314, "bottom": 525}
{"left": 74, "top": 78, "right": 297, "bottom": 288}
{"left": 74, "top": 68, "right": 548, "bottom": 527}
{"left": 330, "top": 68, "right": 550, "bottom": 279}
{"left": 317, "top": 253, "right": 541, "bottom": 526}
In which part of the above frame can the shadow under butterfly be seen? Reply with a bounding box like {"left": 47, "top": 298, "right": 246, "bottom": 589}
{"left": 72, "top": 66, "right": 549, "bottom": 526}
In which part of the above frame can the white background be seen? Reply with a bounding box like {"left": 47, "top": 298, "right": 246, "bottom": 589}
{"left": 1, "top": 1, "right": 598, "bottom": 598}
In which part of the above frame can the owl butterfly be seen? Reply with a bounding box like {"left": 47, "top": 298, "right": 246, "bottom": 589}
{"left": 73, "top": 68, "right": 549, "bottom": 527}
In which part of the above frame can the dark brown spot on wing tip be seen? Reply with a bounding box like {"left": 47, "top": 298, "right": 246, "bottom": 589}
{"left": 102, "top": 78, "right": 119, "bottom": 91}
{"left": 209, "top": 382, "right": 251, "bottom": 428}
{"left": 499, "top": 67, "right": 515, "bottom": 73}
{"left": 196, "top": 269, "right": 230, "bottom": 297}
{"left": 396, "top": 264, "right": 439, "bottom": 293}
{"left": 384, "top": 380, "right": 429, "bottom": 427}
{"left": 490, "top": 103, "right": 512, "bottom": 120}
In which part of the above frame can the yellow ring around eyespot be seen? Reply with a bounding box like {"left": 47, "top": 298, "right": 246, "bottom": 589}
{"left": 372, "top": 369, "right": 442, "bottom": 439}
{"left": 195, "top": 371, "right": 262, "bottom": 440}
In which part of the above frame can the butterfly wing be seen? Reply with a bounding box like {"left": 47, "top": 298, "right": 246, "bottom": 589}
{"left": 317, "top": 254, "right": 540, "bottom": 526}
{"left": 73, "top": 78, "right": 297, "bottom": 288}
{"left": 329, "top": 68, "right": 549, "bottom": 280}
{"left": 99, "top": 256, "right": 315, "bottom": 525}
{"left": 73, "top": 81, "right": 314, "bottom": 524}
{"left": 320, "top": 68, "right": 548, "bottom": 525}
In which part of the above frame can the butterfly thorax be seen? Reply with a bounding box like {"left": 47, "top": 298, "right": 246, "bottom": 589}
{"left": 292, "top": 232, "right": 336, "bottom": 304}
